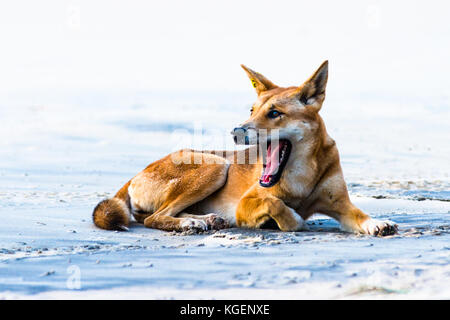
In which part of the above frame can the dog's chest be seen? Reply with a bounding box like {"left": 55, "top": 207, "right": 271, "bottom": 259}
{"left": 280, "top": 162, "right": 314, "bottom": 197}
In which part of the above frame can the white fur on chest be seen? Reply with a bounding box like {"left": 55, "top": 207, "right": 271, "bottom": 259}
{"left": 281, "top": 156, "right": 311, "bottom": 198}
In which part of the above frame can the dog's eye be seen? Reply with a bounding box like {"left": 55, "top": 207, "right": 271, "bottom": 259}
{"left": 267, "top": 110, "right": 281, "bottom": 119}
{"left": 250, "top": 107, "right": 254, "bottom": 115}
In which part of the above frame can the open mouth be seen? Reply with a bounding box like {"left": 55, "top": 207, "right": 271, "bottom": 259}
{"left": 259, "top": 139, "right": 292, "bottom": 188}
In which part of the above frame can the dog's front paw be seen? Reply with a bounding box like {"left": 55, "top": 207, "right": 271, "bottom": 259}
{"left": 361, "top": 219, "right": 398, "bottom": 236}
{"left": 294, "top": 215, "right": 309, "bottom": 231}
{"left": 204, "top": 213, "right": 229, "bottom": 230}
{"left": 289, "top": 208, "right": 309, "bottom": 231}
{"left": 181, "top": 218, "right": 208, "bottom": 233}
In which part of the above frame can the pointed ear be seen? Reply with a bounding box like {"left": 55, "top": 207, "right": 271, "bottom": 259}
{"left": 241, "top": 64, "right": 278, "bottom": 95}
{"left": 295, "top": 60, "right": 328, "bottom": 110}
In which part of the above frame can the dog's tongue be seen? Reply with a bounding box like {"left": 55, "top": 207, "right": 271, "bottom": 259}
{"left": 261, "top": 142, "right": 281, "bottom": 183}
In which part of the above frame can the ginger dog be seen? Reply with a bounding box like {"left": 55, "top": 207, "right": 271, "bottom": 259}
{"left": 93, "top": 61, "right": 398, "bottom": 236}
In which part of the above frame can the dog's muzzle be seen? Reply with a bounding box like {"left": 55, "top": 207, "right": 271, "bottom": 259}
{"left": 231, "top": 127, "right": 249, "bottom": 145}
{"left": 232, "top": 126, "right": 261, "bottom": 145}
{"left": 232, "top": 126, "right": 259, "bottom": 145}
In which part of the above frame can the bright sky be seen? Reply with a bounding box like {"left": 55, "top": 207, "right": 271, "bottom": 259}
{"left": 0, "top": 0, "right": 449, "bottom": 96}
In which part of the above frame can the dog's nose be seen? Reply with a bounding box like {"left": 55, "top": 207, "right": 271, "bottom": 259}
{"left": 231, "top": 127, "right": 247, "bottom": 135}
{"left": 232, "top": 127, "right": 249, "bottom": 145}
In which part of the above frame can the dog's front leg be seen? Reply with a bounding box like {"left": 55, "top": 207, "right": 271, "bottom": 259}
{"left": 317, "top": 197, "right": 398, "bottom": 236}
{"left": 311, "top": 170, "right": 398, "bottom": 236}
{"left": 338, "top": 203, "right": 398, "bottom": 236}
{"left": 236, "top": 188, "right": 307, "bottom": 231}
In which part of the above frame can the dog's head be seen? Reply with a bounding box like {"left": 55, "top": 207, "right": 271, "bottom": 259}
{"left": 232, "top": 61, "right": 328, "bottom": 187}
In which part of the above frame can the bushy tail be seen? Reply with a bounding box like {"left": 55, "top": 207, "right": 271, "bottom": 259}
{"left": 93, "top": 181, "right": 131, "bottom": 231}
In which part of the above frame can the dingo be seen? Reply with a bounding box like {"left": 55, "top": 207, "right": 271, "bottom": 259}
{"left": 93, "top": 61, "right": 397, "bottom": 236}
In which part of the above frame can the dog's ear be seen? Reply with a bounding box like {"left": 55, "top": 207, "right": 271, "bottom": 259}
{"left": 295, "top": 60, "right": 328, "bottom": 111}
{"left": 241, "top": 64, "right": 278, "bottom": 95}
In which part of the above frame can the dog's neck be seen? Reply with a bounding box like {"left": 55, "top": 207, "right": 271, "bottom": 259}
{"left": 277, "top": 118, "right": 336, "bottom": 199}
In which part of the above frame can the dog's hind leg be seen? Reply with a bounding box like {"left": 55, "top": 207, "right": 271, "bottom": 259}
{"left": 178, "top": 213, "right": 229, "bottom": 230}
{"left": 142, "top": 177, "right": 228, "bottom": 232}
{"left": 144, "top": 204, "right": 208, "bottom": 232}
{"left": 129, "top": 151, "right": 230, "bottom": 232}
